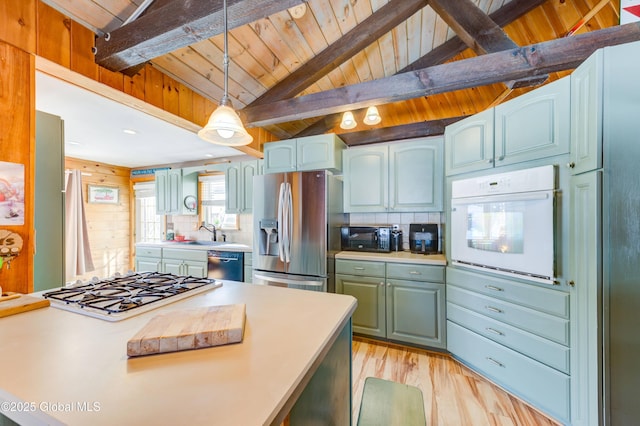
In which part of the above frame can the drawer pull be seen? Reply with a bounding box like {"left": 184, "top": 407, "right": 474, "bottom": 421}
{"left": 486, "top": 357, "right": 504, "bottom": 367}
{"left": 379, "top": 282, "right": 385, "bottom": 286}
{"left": 354, "top": 267, "right": 365, "bottom": 271}
{"left": 409, "top": 271, "right": 421, "bottom": 275}
{"left": 486, "top": 327, "right": 504, "bottom": 336}
{"left": 485, "top": 285, "right": 503, "bottom": 292}
{"left": 485, "top": 306, "right": 503, "bottom": 313}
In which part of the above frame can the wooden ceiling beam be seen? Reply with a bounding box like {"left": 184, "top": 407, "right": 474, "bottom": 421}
{"left": 241, "top": 22, "right": 640, "bottom": 127}
{"left": 94, "top": 0, "right": 306, "bottom": 73}
{"left": 428, "top": 0, "right": 518, "bottom": 55}
{"left": 250, "top": 0, "right": 428, "bottom": 106}
{"left": 294, "top": 0, "right": 547, "bottom": 137}
{"left": 336, "top": 117, "right": 468, "bottom": 146}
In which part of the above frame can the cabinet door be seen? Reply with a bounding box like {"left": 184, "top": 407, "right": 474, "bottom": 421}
{"left": 225, "top": 163, "right": 242, "bottom": 213}
{"left": 297, "top": 134, "right": 345, "bottom": 172}
{"left": 387, "top": 279, "right": 445, "bottom": 348}
{"left": 495, "top": 77, "right": 570, "bottom": 167}
{"left": 444, "top": 108, "right": 494, "bottom": 176}
{"left": 570, "top": 49, "right": 603, "bottom": 175}
{"left": 343, "top": 145, "right": 388, "bottom": 212}
{"left": 135, "top": 257, "right": 161, "bottom": 273}
{"left": 183, "top": 260, "right": 207, "bottom": 278}
{"left": 167, "top": 169, "right": 182, "bottom": 214}
{"left": 336, "top": 274, "right": 386, "bottom": 338}
{"left": 264, "top": 140, "right": 297, "bottom": 173}
{"left": 162, "top": 260, "right": 183, "bottom": 275}
{"left": 568, "top": 171, "right": 601, "bottom": 426}
{"left": 180, "top": 171, "right": 198, "bottom": 215}
{"left": 241, "top": 161, "right": 260, "bottom": 213}
{"left": 155, "top": 170, "right": 169, "bottom": 214}
{"left": 389, "top": 137, "right": 443, "bottom": 212}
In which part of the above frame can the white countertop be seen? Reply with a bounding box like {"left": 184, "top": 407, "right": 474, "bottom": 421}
{"left": 336, "top": 250, "right": 447, "bottom": 265}
{"left": 0, "top": 282, "right": 356, "bottom": 425}
{"left": 137, "top": 241, "right": 252, "bottom": 252}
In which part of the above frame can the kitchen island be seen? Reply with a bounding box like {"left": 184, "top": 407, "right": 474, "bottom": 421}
{"left": 0, "top": 281, "right": 356, "bottom": 425}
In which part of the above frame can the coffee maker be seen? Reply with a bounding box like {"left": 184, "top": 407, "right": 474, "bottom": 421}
{"left": 409, "top": 223, "right": 440, "bottom": 254}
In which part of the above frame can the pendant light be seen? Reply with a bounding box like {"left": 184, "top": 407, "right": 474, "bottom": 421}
{"left": 363, "top": 106, "right": 382, "bottom": 125}
{"left": 339, "top": 111, "right": 357, "bottom": 129}
{"left": 198, "top": 0, "right": 253, "bottom": 146}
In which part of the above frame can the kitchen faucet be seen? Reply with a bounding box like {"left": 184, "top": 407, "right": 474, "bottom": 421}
{"left": 199, "top": 222, "right": 217, "bottom": 241}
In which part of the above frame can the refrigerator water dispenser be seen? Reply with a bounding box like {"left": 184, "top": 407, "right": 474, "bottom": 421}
{"left": 259, "top": 219, "right": 279, "bottom": 256}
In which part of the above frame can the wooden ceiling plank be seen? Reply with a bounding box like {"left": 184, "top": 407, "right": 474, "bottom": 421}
{"left": 230, "top": 25, "right": 291, "bottom": 84}
{"left": 94, "top": 0, "right": 306, "bottom": 72}
{"left": 241, "top": 22, "right": 640, "bottom": 127}
{"left": 428, "top": 0, "right": 518, "bottom": 55}
{"left": 249, "top": 0, "right": 427, "bottom": 106}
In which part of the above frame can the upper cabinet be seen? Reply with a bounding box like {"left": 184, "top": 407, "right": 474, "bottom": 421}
{"left": 263, "top": 134, "right": 346, "bottom": 174}
{"left": 444, "top": 108, "right": 495, "bottom": 175}
{"left": 343, "top": 137, "right": 443, "bottom": 212}
{"left": 569, "top": 49, "right": 603, "bottom": 175}
{"left": 155, "top": 169, "right": 198, "bottom": 215}
{"left": 226, "top": 160, "right": 262, "bottom": 214}
{"left": 445, "top": 78, "right": 570, "bottom": 176}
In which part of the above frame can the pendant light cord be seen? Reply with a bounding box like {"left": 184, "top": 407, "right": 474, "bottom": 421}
{"left": 222, "top": 0, "right": 230, "bottom": 106}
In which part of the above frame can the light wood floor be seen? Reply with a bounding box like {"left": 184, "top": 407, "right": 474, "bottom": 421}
{"left": 352, "top": 337, "right": 560, "bottom": 426}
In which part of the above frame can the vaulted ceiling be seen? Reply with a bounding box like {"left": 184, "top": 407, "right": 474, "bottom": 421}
{"left": 42, "top": 0, "right": 633, "bottom": 145}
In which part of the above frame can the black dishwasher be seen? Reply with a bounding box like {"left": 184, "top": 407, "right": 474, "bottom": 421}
{"left": 207, "top": 251, "right": 244, "bottom": 281}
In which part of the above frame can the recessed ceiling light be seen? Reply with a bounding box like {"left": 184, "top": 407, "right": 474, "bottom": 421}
{"left": 123, "top": 129, "right": 137, "bottom": 135}
{"left": 205, "top": 154, "right": 214, "bottom": 158}
{"left": 66, "top": 140, "right": 81, "bottom": 146}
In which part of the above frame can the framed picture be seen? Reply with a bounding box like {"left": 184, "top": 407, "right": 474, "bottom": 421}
{"left": 88, "top": 185, "right": 119, "bottom": 204}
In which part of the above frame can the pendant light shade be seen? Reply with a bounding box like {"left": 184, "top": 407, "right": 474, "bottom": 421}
{"left": 198, "top": 102, "right": 253, "bottom": 146}
{"left": 198, "top": 0, "right": 253, "bottom": 146}
{"left": 340, "top": 111, "right": 357, "bottom": 129}
{"left": 363, "top": 106, "right": 382, "bottom": 125}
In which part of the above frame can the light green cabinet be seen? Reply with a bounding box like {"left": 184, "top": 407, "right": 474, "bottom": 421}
{"left": 444, "top": 108, "right": 495, "bottom": 176}
{"left": 226, "top": 160, "right": 261, "bottom": 214}
{"left": 336, "top": 259, "right": 445, "bottom": 348}
{"left": 343, "top": 137, "right": 443, "bottom": 212}
{"left": 244, "top": 252, "right": 252, "bottom": 283}
{"left": 263, "top": 134, "right": 346, "bottom": 174}
{"left": 135, "top": 246, "right": 162, "bottom": 273}
{"left": 569, "top": 49, "right": 603, "bottom": 175}
{"left": 135, "top": 246, "right": 207, "bottom": 278}
{"left": 155, "top": 169, "right": 198, "bottom": 215}
{"left": 445, "top": 78, "right": 570, "bottom": 176}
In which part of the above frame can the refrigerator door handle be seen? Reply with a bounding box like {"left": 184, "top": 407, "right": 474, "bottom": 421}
{"left": 277, "top": 181, "right": 292, "bottom": 263}
{"left": 254, "top": 274, "right": 324, "bottom": 288}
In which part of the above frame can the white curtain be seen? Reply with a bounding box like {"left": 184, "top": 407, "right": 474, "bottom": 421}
{"left": 65, "top": 170, "right": 94, "bottom": 280}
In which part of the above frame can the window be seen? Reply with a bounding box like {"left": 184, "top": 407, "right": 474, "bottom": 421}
{"left": 200, "top": 175, "right": 238, "bottom": 229}
{"left": 134, "top": 181, "right": 163, "bottom": 242}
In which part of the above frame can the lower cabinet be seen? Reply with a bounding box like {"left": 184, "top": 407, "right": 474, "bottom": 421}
{"left": 336, "top": 259, "right": 445, "bottom": 349}
{"left": 244, "top": 252, "right": 252, "bottom": 283}
{"left": 446, "top": 266, "right": 570, "bottom": 423}
{"left": 135, "top": 246, "right": 208, "bottom": 278}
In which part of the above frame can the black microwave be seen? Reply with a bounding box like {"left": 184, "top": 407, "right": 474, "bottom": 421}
{"left": 340, "top": 226, "right": 391, "bottom": 253}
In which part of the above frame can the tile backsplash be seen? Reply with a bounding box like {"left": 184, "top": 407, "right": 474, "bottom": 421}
{"left": 169, "top": 211, "right": 443, "bottom": 253}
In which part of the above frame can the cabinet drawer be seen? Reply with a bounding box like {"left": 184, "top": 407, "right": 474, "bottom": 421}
{"left": 447, "top": 267, "right": 569, "bottom": 318}
{"left": 447, "top": 321, "right": 570, "bottom": 423}
{"left": 447, "top": 285, "right": 569, "bottom": 345}
{"left": 136, "top": 246, "right": 162, "bottom": 258}
{"left": 447, "top": 302, "right": 569, "bottom": 373}
{"left": 386, "top": 263, "right": 444, "bottom": 283}
{"left": 336, "top": 260, "right": 385, "bottom": 278}
{"left": 162, "top": 248, "right": 208, "bottom": 262}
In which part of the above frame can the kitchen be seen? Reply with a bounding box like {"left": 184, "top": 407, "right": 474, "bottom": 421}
{"left": 2, "top": 0, "right": 640, "bottom": 424}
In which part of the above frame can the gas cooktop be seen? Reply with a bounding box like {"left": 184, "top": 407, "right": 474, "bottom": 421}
{"left": 43, "top": 271, "right": 222, "bottom": 321}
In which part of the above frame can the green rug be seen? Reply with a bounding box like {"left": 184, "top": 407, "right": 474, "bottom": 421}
{"left": 357, "top": 377, "right": 426, "bottom": 426}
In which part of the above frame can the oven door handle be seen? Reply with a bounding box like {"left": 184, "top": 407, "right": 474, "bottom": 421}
{"left": 254, "top": 274, "right": 324, "bottom": 288}
{"left": 451, "top": 191, "right": 552, "bottom": 205}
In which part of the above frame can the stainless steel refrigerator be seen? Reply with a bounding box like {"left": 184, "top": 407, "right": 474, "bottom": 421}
{"left": 252, "top": 170, "right": 347, "bottom": 292}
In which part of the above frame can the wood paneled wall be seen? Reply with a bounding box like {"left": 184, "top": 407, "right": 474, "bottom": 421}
{"left": 65, "top": 158, "right": 131, "bottom": 282}
{"left": 0, "top": 0, "right": 276, "bottom": 292}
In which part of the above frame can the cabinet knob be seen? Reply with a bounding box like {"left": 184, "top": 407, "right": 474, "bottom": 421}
{"left": 497, "top": 155, "right": 505, "bottom": 161}
{"left": 568, "top": 280, "right": 576, "bottom": 287}
{"left": 567, "top": 162, "right": 576, "bottom": 169}
{"left": 487, "top": 159, "right": 494, "bottom": 164}
{"left": 379, "top": 282, "right": 384, "bottom": 286}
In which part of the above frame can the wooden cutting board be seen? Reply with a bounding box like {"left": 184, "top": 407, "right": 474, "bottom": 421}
{"left": 0, "top": 292, "right": 50, "bottom": 318}
{"left": 127, "top": 304, "right": 246, "bottom": 357}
